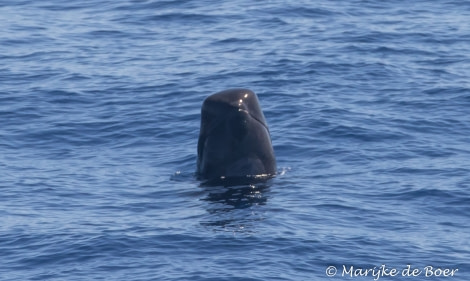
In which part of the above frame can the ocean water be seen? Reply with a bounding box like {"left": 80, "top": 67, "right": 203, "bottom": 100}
{"left": 1, "top": 0, "right": 469, "bottom": 280}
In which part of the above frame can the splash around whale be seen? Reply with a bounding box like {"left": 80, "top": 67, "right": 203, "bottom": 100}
{"left": 196, "top": 88, "right": 277, "bottom": 184}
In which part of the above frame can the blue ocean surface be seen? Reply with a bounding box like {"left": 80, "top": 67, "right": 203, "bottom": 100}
{"left": 1, "top": 0, "right": 469, "bottom": 280}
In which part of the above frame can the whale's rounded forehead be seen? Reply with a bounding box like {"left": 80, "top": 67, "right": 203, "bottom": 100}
{"left": 203, "top": 88, "right": 260, "bottom": 113}
{"left": 205, "top": 88, "right": 256, "bottom": 104}
{"left": 202, "top": 88, "right": 265, "bottom": 120}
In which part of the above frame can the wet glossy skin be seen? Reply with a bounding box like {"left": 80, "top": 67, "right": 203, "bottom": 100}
{"left": 197, "top": 88, "right": 276, "bottom": 181}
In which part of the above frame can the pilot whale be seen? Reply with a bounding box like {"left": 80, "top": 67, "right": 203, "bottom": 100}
{"left": 196, "top": 88, "right": 276, "bottom": 182}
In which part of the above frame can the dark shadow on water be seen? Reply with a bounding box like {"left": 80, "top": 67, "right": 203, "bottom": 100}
{"left": 198, "top": 177, "right": 274, "bottom": 231}
{"left": 170, "top": 171, "right": 277, "bottom": 231}
{"left": 200, "top": 181, "right": 272, "bottom": 209}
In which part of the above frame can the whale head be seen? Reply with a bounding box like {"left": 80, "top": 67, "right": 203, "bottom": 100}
{"left": 196, "top": 88, "right": 276, "bottom": 183}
